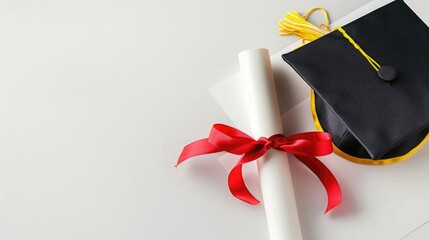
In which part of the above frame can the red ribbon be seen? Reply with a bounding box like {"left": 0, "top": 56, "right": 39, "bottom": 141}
{"left": 176, "top": 124, "right": 342, "bottom": 213}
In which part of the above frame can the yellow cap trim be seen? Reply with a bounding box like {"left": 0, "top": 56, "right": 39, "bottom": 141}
{"left": 310, "top": 89, "right": 429, "bottom": 165}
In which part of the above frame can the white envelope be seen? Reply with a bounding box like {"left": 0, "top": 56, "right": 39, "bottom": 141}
{"left": 210, "top": 0, "right": 429, "bottom": 239}
{"left": 402, "top": 221, "right": 429, "bottom": 240}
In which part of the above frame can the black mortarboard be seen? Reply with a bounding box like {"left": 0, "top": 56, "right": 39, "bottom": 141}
{"left": 282, "top": 0, "right": 429, "bottom": 164}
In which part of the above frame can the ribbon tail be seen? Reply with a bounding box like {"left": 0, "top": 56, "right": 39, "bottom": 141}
{"left": 228, "top": 164, "right": 260, "bottom": 205}
{"left": 176, "top": 139, "right": 222, "bottom": 166}
{"left": 293, "top": 155, "right": 342, "bottom": 213}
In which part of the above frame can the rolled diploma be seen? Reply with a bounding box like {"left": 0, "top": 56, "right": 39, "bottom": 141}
{"left": 238, "top": 48, "right": 302, "bottom": 240}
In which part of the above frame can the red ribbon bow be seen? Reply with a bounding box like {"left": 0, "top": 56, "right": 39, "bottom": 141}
{"left": 176, "top": 124, "right": 342, "bottom": 213}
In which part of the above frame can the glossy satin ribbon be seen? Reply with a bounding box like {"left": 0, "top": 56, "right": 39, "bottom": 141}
{"left": 176, "top": 124, "right": 342, "bottom": 213}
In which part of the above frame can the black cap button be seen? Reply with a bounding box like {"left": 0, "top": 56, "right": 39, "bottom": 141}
{"left": 378, "top": 65, "right": 397, "bottom": 82}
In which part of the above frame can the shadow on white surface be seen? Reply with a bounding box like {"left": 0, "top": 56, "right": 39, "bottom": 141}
{"left": 185, "top": 153, "right": 229, "bottom": 195}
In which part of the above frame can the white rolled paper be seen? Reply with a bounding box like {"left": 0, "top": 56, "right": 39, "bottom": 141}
{"left": 238, "top": 48, "right": 302, "bottom": 240}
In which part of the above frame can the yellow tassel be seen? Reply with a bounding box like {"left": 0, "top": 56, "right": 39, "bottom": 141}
{"left": 278, "top": 8, "right": 381, "bottom": 72}
{"left": 335, "top": 26, "right": 381, "bottom": 70}
{"left": 278, "top": 7, "right": 331, "bottom": 44}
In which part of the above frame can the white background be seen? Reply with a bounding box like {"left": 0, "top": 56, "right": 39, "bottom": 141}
{"left": 0, "top": 0, "right": 375, "bottom": 239}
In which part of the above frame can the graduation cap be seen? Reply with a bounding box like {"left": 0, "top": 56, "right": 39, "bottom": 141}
{"left": 281, "top": 0, "right": 429, "bottom": 164}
